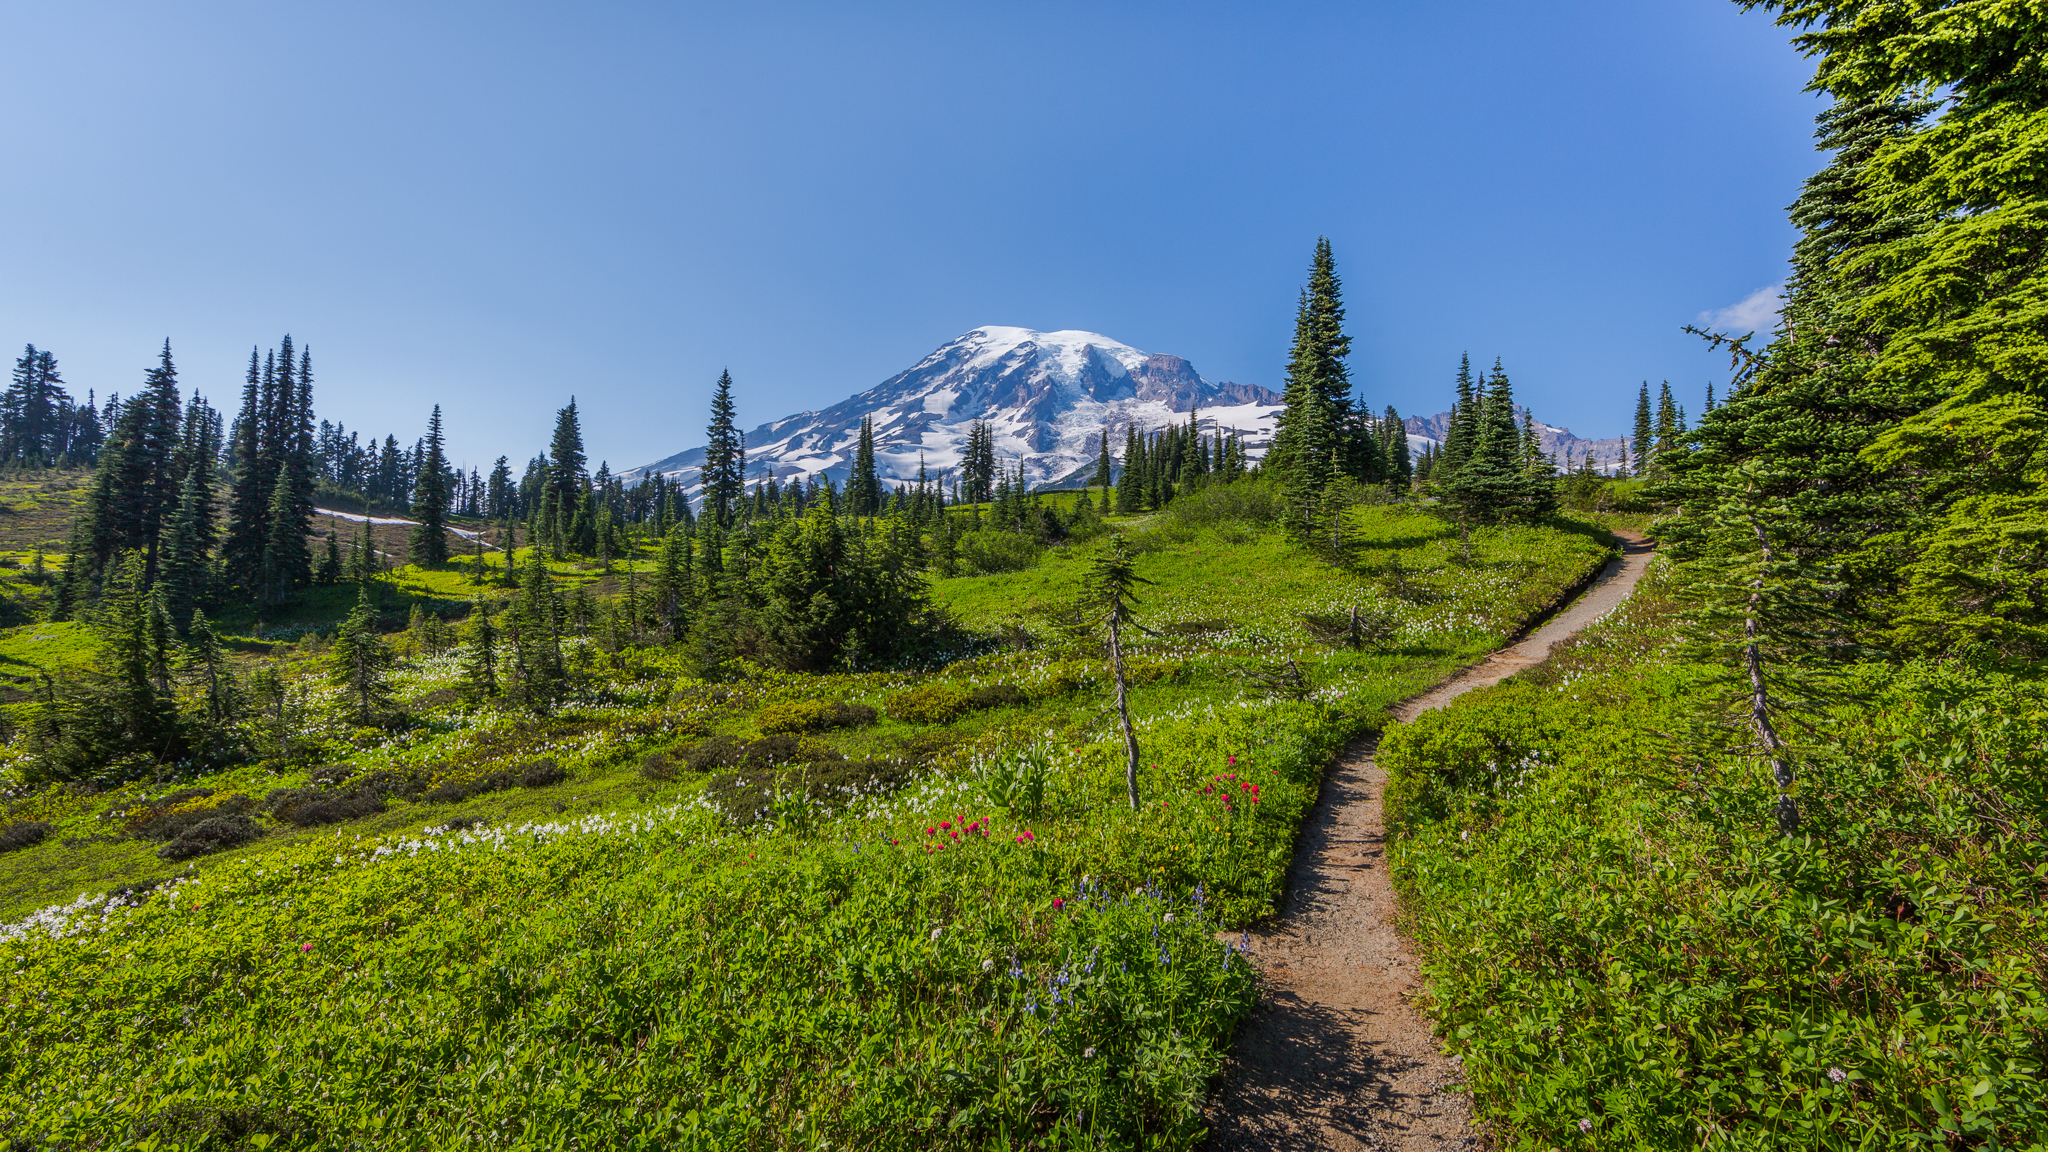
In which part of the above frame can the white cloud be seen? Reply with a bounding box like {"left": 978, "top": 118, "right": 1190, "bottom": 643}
{"left": 1698, "top": 284, "right": 1784, "bottom": 333}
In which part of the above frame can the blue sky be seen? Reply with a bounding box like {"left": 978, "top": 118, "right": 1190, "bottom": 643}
{"left": 1, "top": 1, "right": 1819, "bottom": 472}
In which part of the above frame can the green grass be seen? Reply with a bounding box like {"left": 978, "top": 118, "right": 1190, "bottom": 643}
{"left": 0, "top": 503, "right": 1615, "bottom": 1149}
{"left": 1380, "top": 562, "right": 2048, "bottom": 1148}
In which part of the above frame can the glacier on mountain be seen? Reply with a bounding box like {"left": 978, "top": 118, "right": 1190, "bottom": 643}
{"left": 624, "top": 326, "right": 1284, "bottom": 500}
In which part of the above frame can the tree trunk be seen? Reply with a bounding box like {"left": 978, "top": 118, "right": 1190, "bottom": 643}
{"left": 1746, "top": 514, "right": 1798, "bottom": 837}
{"left": 1109, "top": 609, "right": 1141, "bottom": 810}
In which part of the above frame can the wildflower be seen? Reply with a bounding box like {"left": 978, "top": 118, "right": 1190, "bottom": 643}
{"left": 982, "top": 959, "right": 994, "bottom": 971}
{"left": 929, "top": 926, "right": 944, "bottom": 942}
{"left": 1578, "top": 1120, "right": 1593, "bottom": 1134}
{"left": 940, "top": 822, "right": 952, "bottom": 831}
{"left": 1827, "top": 1067, "right": 1847, "bottom": 1084}
{"left": 1227, "top": 756, "right": 1236, "bottom": 764}
{"left": 299, "top": 943, "right": 312, "bottom": 953}
{"left": 925, "top": 826, "right": 936, "bottom": 835}
{"left": 1083, "top": 1046, "right": 1096, "bottom": 1058}
{"left": 1009, "top": 956, "right": 1024, "bottom": 979}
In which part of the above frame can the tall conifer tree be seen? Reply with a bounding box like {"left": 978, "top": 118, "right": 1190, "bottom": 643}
{"left": 409, "top": 406, "right": 451, "bottom": 565}
{"left": 849, "top": 415, "right": 881, "bottom": 517}
{"left": 1269, "top": 238, "right": 1354, "bottom": 493}
{"left": 703, "top": 372, "right": 743, "bottom": 528}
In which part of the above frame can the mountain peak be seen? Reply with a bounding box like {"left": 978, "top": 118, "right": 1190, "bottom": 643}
{"left": 627, "top": 328, "right": 1282, "bottom": 499}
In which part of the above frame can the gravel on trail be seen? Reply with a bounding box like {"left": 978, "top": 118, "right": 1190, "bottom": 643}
{"left": 1203, "top": 532, "right": 1655, "bottom": 1151}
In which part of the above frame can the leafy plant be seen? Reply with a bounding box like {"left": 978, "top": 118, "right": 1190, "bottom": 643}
{"left": 973, "top": 744, "right": 1053, "bottom": 818}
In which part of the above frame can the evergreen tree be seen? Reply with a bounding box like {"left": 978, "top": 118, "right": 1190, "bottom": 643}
{"left": 651, "top": 522, "right": 695, "bottom": 644}
{"left": 849, "top": 415, "right": 882, "bottom": 517}
{"left": 1631, "top": 383, "right": 1656, "bottom": 479}
{"left": 487, "top": 455, "right": 515, "bottom": 518}
{"left": 1384, "top": 405, "right": 1412, "bottom": 490}
{"left": 1438, "top": 354, "right": 1479, "bottom": 480}
{"left": 64, "top": 341, "right": 185, "bottom": 603}
{"left": 409, "top": 405, "right": 451, "bottom": 565}
{"left": 35, "top": 554, "right": 187, "bottom": 780}
{"left": 156, "top": 458, "right": 211, "bottom": 627}
{"left": 1442, "top": 361, "right": 1547, "bottom": 522}
{"left": 1091, "top": 429, "right": 1113, "bottom": 505}
{"left": 961, "top": 421, "right": 997, "bottom": 505}
{"left": 463, "top": 603, "right": 498, "bottom": 702}
{"left": 547, "top": 397, "right": 588, "bottom": 512}
{"left": 506, "top": 550, "right": 568, "bottom": 713}
{"left": 1086, "top": 537, "right": 1152, "bottom": 811}
{"left": 317, "top": 530, "right": 341, "bottom": 585}
{"left": 282, "top": 345, "right": 318, "bottom": 563}
{"left": 757, "top": 499, "right": 851, "bottom": 672}
{"left": 1268, "top": 238, "right": 1354, "bottom": 492}
{"left": 259, "top": 473, "right": 306, "bottom": 603}
{"left": 703, "top": 372, "right": 744, "bottom": 528}
{"left": 352, "top": 516, "right": 378, "bottom": 582}
{"left": 3, "top": 344, "right": 75, "bottom": 467}
{"left": 1115, "top": 425, "right": 1144, "bottom": 513}
{"left": 330, "top": 588, "right": 394, "bottom": 727}
{"left": 181, "top": 608, "right": 242, "bottom": 761}
{"left": 1654, "top": 381, "right": 1680, "bottom": 466}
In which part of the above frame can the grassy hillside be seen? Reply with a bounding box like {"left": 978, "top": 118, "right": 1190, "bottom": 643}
{"left": 0, "top": 500, "right": 1613, "bottom": 1148}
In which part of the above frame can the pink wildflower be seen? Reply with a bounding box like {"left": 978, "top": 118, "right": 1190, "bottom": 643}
{"left": 1052, "top": 898, "right": 1065, "bottom": 911}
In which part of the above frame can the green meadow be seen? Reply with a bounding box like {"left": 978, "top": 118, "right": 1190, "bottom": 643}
{"left": 0, "top": 494, "right": 1613, "bottom": 1149}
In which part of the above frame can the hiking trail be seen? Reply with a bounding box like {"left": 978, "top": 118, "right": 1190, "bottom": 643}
{"left": 1203, "top": 531, "right": 1655, "bottom": 1150}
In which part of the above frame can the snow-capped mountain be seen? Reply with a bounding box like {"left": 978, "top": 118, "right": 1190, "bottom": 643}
{"left": 625, "top": 327, "right": 1284, "bottom": 499}
{"left": 1403, "top": 408, "right": 1629, "bottom": 474}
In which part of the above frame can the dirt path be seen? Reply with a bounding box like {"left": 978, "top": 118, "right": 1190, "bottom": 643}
{"left": 1202, "top": 532, "right": 1654, "bottom": 1151}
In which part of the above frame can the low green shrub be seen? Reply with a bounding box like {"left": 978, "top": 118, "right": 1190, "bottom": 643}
{"left": 753, "top": 699, "right": 877, "bottom": 735}
{"left": 1164, "top": 475, "right": 1283, "bottom": 528}
{"left": 639, "top": 751, "right": 677, "bottom": 781}
{"left": 134, "top": 794, "right": 256, "bottom": 842}
{"left": 681, "top": 734, "right": 745, "bottom": 772}
{"left": 956, "top": 529, "right": 1043, "bottom": 574}
{"left": 887, "top": 681, "right": 1028, "bottom": 724}
{"left": 965, "top": 683, "right": 1028, "bottom": 710}
{"left": 265, "top": 787, "right": 388, "bottom": 828}
{"left": 158, "top": 814, "right": 262, "bottom": 860}
{"left": 0, "top": 820, "right": 51, "bottom": 853}
{"left": 887, "top": 682, "right": 973, "bottom": 724}
{"left": 423, "top": 759, "right": 567, "bottom": 804}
